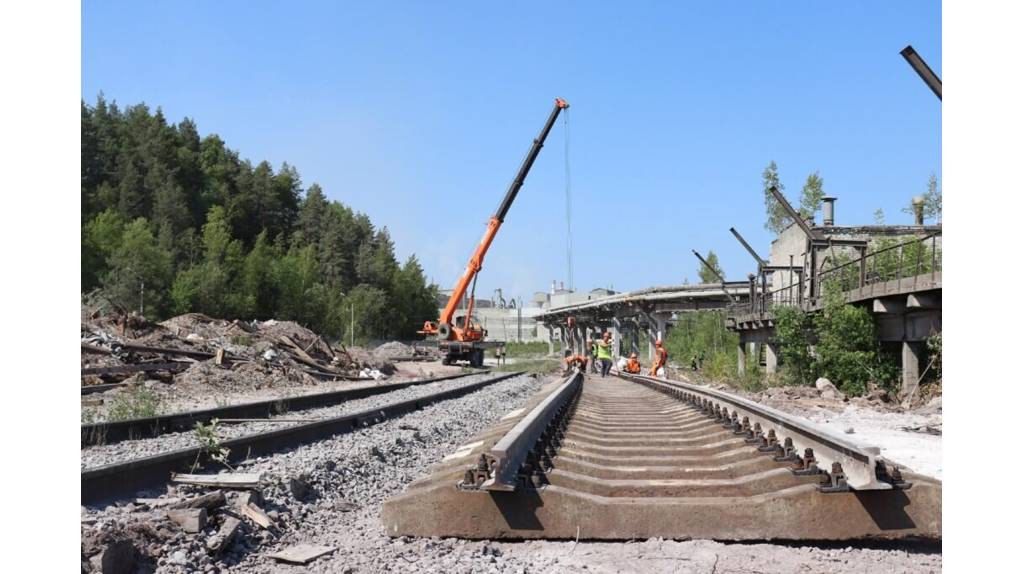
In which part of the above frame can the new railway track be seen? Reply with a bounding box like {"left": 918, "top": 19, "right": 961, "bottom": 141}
{"left": 382, "top": 371, "right": 942, "bottom": 541}
{"left": 81, "top": 370, "right": 524, "bottom": 505}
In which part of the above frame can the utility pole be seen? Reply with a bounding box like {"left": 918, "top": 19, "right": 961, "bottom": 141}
{"left": 350, "top": 303, "right": 355, "bottom": 348}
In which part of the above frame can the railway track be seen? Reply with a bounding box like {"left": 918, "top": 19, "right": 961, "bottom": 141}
{"left": 82, "top": 370, "right": 484, "bottom": 446}
{"left": 382, "top": 371, "right": 942, "bottom": 541}
{"left": 81, "top": 370, "right": 524, "bottom": 505}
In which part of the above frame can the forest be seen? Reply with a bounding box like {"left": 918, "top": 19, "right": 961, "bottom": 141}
{"left": 81, "top": 95, "right": 438, "bottom": 342}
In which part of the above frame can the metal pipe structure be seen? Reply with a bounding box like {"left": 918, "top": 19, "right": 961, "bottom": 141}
{"left": 900, "top": 45, "right": 942, "bottom": 100}
{"left": 692, "top": 250, "right": 738, "bottom": 304}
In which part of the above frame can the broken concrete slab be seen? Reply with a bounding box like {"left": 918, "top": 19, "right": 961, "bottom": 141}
{"left": 167, "top": 508, "right": 207, "bottom": 533}
{"left": 206, "top": 516, "right": 241, "bottom": 554}
{"left": 269, "top": 544, "right": 337, "bottom": 564}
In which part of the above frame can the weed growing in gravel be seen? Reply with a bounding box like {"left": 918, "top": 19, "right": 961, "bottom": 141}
{"left": 107, "top": 386, "right": 162, "bottom": 421}
{"left": 81, "top": 409, "right": 98, "bottom": 424}
{"left": 231, "top": 334, "right": 254, "bottom": 346}
{"left": 193, "top": 418, "right": 232, "bottom": 471}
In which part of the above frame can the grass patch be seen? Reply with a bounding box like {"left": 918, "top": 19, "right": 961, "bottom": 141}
{"left": 107, "top": 386, "right": 162, "bottom": 421}
{"left": 504, "top": 341, "right": 550, "bottom": 357}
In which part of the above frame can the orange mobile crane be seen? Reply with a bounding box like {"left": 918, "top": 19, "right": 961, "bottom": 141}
{"left": 420, "top": 98, "right": 569, "bottom": 366}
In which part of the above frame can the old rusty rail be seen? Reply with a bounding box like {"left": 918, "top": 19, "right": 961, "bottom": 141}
{"left": 619, "top": 373, "right": 896, "bottom": 490}
{"left": 479, "top": 370, "right": 583, "bottom": 491}
{"left": 83, "top": 371, "right": 525, "bottom": 504}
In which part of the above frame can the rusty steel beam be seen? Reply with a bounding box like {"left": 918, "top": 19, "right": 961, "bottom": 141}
{"left": 692, "top": 250, "right": 738, "bottom": 304}
{"left": 768, "top": 186, "right": 820, "bottom": 240}
{"left": 900, "top": 45, "right": 942, "bottom": 100}
{"left": 729, "top": 227, "right": 766, "bottom": 268}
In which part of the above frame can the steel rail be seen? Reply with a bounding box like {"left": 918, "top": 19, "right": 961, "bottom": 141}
{"left": 81, "top": 371, "right": 485, "bottom": 447}
{"left": 82, "top": 371, "right": 524, "bottom": 504}
{"left": 482, "top": 370, "right": 583, "bottom": 491}
{"left": 618, "top": 373, "right": 892, "bottom": 490}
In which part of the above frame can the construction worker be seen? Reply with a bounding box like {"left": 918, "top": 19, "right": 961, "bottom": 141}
{"left": 650, "top": 339, "right": 668, "bottom": 377}
{"left": 596, "top": 331, "right": 613, "bottom": 377}
{"left": 624, "top": 352, "right": 642, "bottom": 374}
{"left": 564, "top": 353, "right": 588, "bottom": 374}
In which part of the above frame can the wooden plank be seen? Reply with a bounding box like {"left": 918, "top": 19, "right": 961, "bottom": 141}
{"left": 81, "top": 362, "right": 192, "bottom": 376}
{"left": 170, "top": 473, "right": 262, "bottom": 489}
{"left": 269, "top": 544, "right": 337, "bottom": 564}
{"left": 241, "top": 502, "right": 275, "bottom": 529}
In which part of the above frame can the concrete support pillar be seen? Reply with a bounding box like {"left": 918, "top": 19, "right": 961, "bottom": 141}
{"left": 647, "top": 325, "right": 656, "bottom": 361}
{"left": 612, "top": 318, "right": 621, "bottom": 362}
{"left": 549, "top": 328, "right": 556, "bottom": 356}
{"left": 631, "top": 324, "right": 640, "bottom": 355}
{"left": 765, "top": 343, "right": 778, "bottom": 374}
{"left": 751, "top": 343, "right": 761, "bottom": 371}
{"left": 902, "top": 341, "right": 921, "bottom": 399}
{"left": 737, "top": 340, "right": 747, "bottom": 376}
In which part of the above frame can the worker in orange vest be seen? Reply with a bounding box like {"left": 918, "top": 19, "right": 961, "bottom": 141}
{"left": 564, "top": 354, "right": 588, "bottom": 374}
{"left": 624, "top": 352, "right": 642, "bottom": 374}
{"left": 650, "top": 339, "right": 668, "bottom": 377}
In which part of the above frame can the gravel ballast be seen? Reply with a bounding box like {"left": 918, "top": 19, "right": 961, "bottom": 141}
{"left": 81, "top": 371, "right": 506, "bottom": 470}
{"left": 81, "top": 371, "right": 940, "bottom": 573}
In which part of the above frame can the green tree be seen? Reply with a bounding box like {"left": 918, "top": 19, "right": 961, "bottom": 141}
{"left": 771, "top": 305, "right": 815, "bottom": 385}
{"left": 698, "top": 250, "right": 724, "bottom": 284}
{"left": 813, "top": 282, "right": 888, "bottom": 395}
{"left": 798, "top": 172, "right": 825, "bottom": 222}
{"left": 762, "top": 161, "right": 789, "bottom": 234}
{"left": 103, "top": 218, "right": 173, "bottom": 316}
{"left": 873, "top": 208, "right": 885, "bottom": 225}
{"left": 902, "top": 173, "right": 942, "bottom": 223}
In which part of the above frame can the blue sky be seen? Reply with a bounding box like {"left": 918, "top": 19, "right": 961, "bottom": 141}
{"left": 82, "top": 1, "right": 941, "bottom": 301}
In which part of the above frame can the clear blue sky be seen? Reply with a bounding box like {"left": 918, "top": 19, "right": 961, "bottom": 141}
{"left": 83, "top": 1, "right": 941, "bottom": 301}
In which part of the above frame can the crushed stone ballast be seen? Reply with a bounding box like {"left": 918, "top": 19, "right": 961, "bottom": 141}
{"left": 82, "top": 371, "right": 524, "bottom": 505}
{"left": 82, "top": 370, "right": 484, "bottom": 446}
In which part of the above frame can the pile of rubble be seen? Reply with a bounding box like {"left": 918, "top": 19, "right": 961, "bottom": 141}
{"left": 81, "top": 472, "right": 331, "bottom": 572}
{"left": 81, "top": 310, "right": 403, "bottom": 405}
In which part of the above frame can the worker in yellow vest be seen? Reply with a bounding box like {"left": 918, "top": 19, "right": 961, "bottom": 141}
{"left": 596, "top": 331, "right": 614, "bottom": 377}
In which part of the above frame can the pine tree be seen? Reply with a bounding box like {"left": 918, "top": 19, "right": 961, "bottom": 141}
{"left": 762, "top": 161, "right": 789, "bottom": 234}
{"left": 103, "top": 218, "right": 173, "bottom": 316}
{"left": 698, "top": 250, "right": 724, "bottom": 284}
{"left": 798, "top": 172, "right": 825, "bottom": 222}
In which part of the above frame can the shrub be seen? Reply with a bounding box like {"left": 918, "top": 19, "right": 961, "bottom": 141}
{"left": 107, "top": 386, "right": 162, "bottom": 421}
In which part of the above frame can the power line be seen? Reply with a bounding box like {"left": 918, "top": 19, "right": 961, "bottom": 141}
{"left": 563, "top": 107, "right": 574, "bottom": 291}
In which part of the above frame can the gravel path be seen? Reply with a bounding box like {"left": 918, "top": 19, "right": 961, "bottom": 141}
{"left": 81, "top": 371, "right": 506, "bottom": 470}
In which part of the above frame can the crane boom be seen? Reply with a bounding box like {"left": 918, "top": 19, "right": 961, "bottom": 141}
{"left": 436, "top": 98, "right": 569, "bottom": 331}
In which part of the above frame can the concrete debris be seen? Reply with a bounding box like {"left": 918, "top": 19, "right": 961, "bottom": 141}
{"left": 240, "top": 502, "right": 275, "bottom": 529}
{"left": 206, "top": 516, "right": 241, "bottom": 555}
{"left": 269, "top": 544, "right": 337, "bottom": 564}
{"left": 167, "top": 508, "right": 207, "bottom": 533}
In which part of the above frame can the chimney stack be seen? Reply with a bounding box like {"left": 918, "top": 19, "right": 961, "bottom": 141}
{"left": 550, "top": 280, "right": 556, "bottom": 294}
{"left": 822, "top": 196, "right": 837, "bottom": 226}
{"left": 912, "top": 196, "right": 925, "bottom": 225}
{"left": 560, "top": 281, "right": 565, "bottom": 291}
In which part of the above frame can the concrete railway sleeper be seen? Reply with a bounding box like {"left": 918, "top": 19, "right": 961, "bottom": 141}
{"left": 81, "top": 371, "right": 524, "bottom": 505}
{"left": 381, "top": 373, "right": 942, "bottom": 541}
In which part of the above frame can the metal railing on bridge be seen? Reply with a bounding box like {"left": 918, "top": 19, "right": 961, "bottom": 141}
{"left": 730, "top": 231, "right": 941, "bottom": 318}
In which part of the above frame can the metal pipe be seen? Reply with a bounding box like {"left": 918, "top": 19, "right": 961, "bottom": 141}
{"left": 900, "top": 45, "right": 942, "bottom": 100}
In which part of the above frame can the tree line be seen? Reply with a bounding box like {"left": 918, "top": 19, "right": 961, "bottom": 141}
{"left": 81, "top": 95, "right": 438, "bottom": 341}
